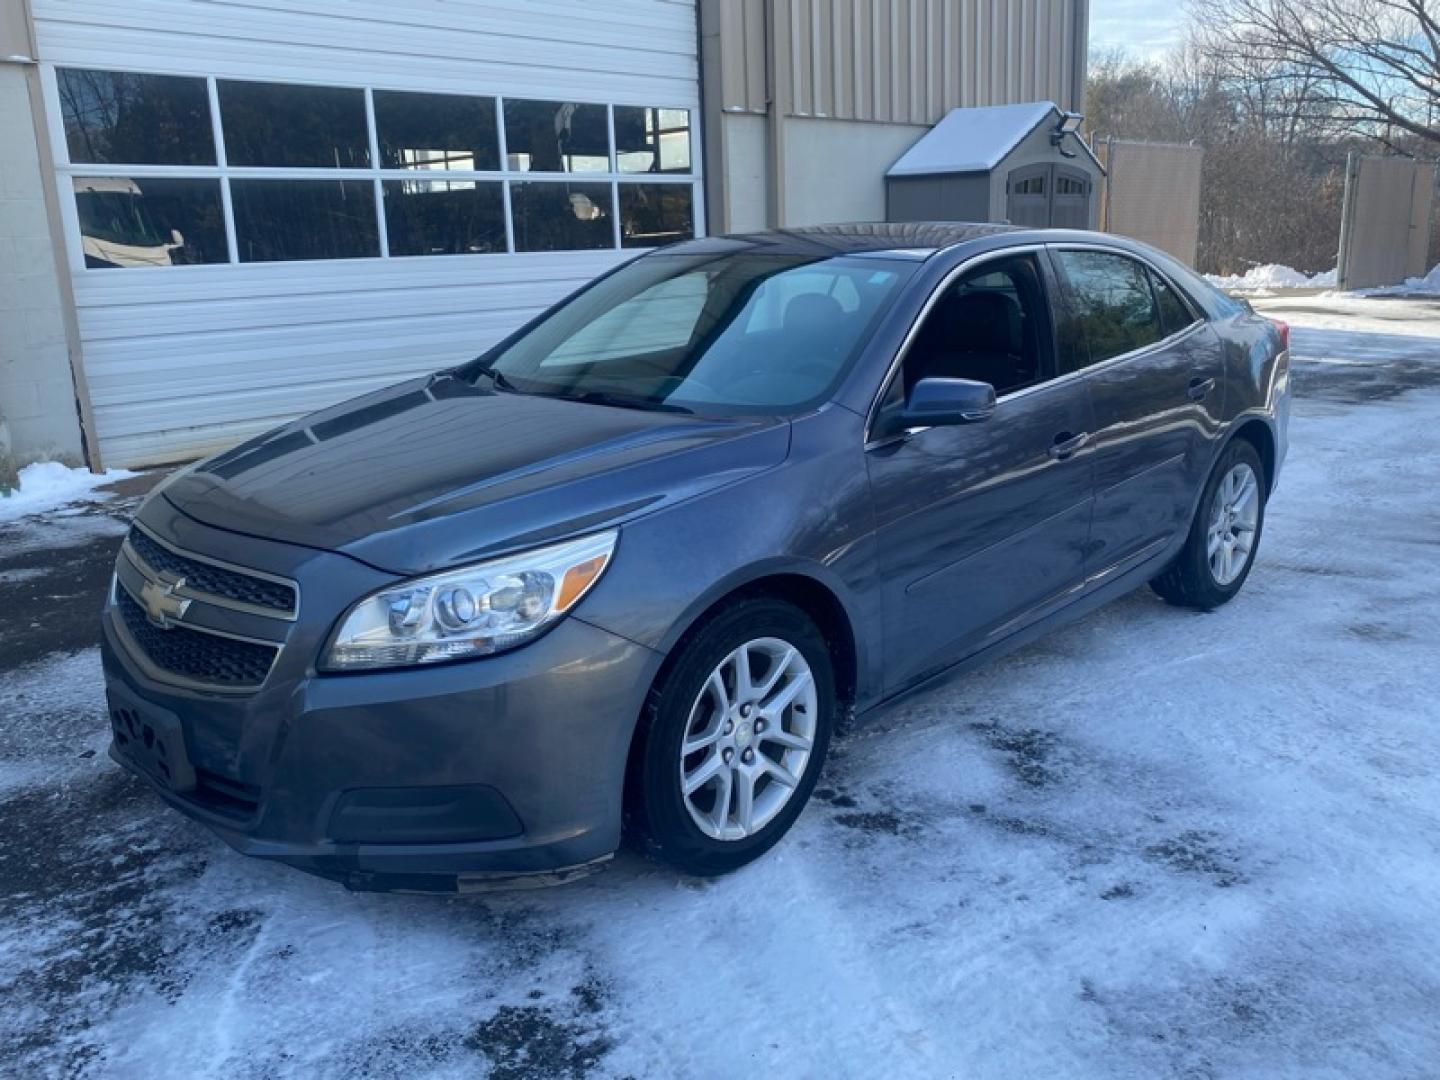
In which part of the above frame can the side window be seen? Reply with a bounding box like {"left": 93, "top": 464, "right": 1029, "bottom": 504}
{"left": 1151, "top": 270, "right": 1198, "bottom": 336}
{"left": 900, "top": 254, "right": 1052, "bottom": 398}
{"left": 1054, "top": 250, "right": 1164, "bottom": 372}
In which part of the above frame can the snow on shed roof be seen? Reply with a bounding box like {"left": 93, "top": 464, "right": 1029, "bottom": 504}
{"left": 887, "top": 101, "right": 1071, "bottom": 177}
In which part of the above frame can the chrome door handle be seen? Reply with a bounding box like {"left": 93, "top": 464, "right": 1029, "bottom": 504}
{"left": 1187, "top": 376, "right": 1216, "bottom": 401}
{"left": 1047, "top": 431, "right": 1090, "bottom": 460}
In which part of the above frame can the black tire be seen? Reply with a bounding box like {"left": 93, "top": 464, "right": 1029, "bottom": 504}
{"left": 1151, "top": 438, "right": 1267, "bottom": 610}
{"left": 628, "top": 597, "right": 835, "bottom": 876}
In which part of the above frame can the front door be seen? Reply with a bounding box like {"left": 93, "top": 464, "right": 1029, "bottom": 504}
{"left": 1049, "top": 247, "right": 1228, "bottom": 579}
{"left": 866, "top": 251, "right": 1097, "bottom": 693}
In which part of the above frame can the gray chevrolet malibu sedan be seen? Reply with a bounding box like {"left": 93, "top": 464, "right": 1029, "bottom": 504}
{"left": 102, "top": 223, "right": 1290, "bottom": 891}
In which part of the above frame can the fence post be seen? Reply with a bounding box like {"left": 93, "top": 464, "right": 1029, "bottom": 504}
{"left": 1103, "top": 135, "right": 1116, "bottom": 233}
{"left": 1336, "top": 151, "right": 1360, "bottom": 292}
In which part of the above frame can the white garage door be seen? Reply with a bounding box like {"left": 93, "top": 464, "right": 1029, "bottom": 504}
{"left": 32, "top": 0, "right": 703, "bottom": 468}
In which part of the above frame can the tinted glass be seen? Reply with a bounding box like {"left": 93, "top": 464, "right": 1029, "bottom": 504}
{"left": 374, "top": 90, "right": 499, "bottom": 172}
{"left": 483, "top": 253, "right": 913, "bottom": 415}
{"left": 73, "top": 177, "right": 227, "bottom": 268}
{"left": 509, "top": 181, "right": 614, "bottom": 251}
{"left": 619, "top": 183, "right": 693, "bottom": 248}
{"left": 614, "top": 106, "right": 691, "bottom": 173}
{"left": 219, "top": 81, "right": 369, "bottom": 167}
{"left": 1057, "top": 176, "right": 1086, "bottom": 195}
{"left": 901, "top": 254, "right": 1049, "bottom": 396}
{"left": 1014, "top": 176, "right": 1044, "bottom": 194}
{"left": 1055, "top": 250, "right": 1164, "bottom": 369}
{"left": 504, "top": 100, "right": 609, "bottom": 172}
{"left": 383, "top": 179, "right": 505, "bottom": 256}
{"left": 230, "top": 180, "right": 378, "bottom": 262}
{"left": 1152, "top": 270, "right": 1196, "bottom": 335}
{"left": 58, "top": 68, "right": 214, "bottom": 166}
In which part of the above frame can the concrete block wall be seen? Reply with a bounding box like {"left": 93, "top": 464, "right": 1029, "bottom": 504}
{"left": 0, "top": 61, "right": 85, "bottom": 477}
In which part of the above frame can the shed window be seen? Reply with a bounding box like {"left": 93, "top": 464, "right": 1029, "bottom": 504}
{"left": 1013, "top": 176, "right": 1045, "bottom": 195}
{"left": 1056, "top": 176, "right": 1087, "bottom": 195}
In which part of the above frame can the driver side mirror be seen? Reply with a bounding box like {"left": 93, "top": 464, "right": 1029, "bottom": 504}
{"left": 900, "top": 377, "right": 997, "bottom": 428}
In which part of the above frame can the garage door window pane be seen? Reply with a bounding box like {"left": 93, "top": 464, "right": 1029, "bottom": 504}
{"left": 619, "top": 184, "right": 694, "bottom": 248}
{"left": 510, "top": 181, "right": 613, "bottom": 251}
{"left": 375, "top": 90, "right": 499, "bottom": 172}
{"left": 73, "top": 177, "right": 227, "bottom": 268}
{"left": 1056, "top": 251, "right": 1164, "bottom": 369}
{"left": 219, "top": 81, "right": 369, "bottom": 168}
{"left": 504, "top": 100, "right": 608, "bottom": 173}
{"left": 614, "top": 107, "right": 691, "bottom": 173}
{"left": 231, "top": 180, "right": 378, "bottom": 262}
{"left": 58, "top": 69, "right": 215, "bottom": 166}
{"left": 383, "top": 179, "right": 505, "bottom": 256}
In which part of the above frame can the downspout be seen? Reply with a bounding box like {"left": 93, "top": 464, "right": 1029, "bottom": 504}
{"left": 764, "top": 0, "right": 790, "bottom": 228}
{"left": 1070, "top": 0, "right": 1090, "bottom": 113}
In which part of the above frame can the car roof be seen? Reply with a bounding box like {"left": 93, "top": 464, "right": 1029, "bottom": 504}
{"left": 660, "top": 222, "right": 1162, "bottom": 261}
{"left": 664, "top": 222, "right": 1026, "bottom": 261}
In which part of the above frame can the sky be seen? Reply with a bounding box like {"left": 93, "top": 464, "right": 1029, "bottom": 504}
{"left": 1088, "top": 0, "right": 1188, "bottom": 60}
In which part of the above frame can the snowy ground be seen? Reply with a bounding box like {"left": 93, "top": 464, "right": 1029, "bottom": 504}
{"left": 2, "top": 305, "right": 1439, "bottom": 1078}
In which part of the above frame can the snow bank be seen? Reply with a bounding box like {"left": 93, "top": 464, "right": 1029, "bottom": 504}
{"left": 1205, "top": 264, "right": 1337, "bottom": 292}
{"left": 1353, "top": 262, "right": 1440, "bottom": 297}
{"left": 0, "top": 461, "right": 135, "bottom": 521}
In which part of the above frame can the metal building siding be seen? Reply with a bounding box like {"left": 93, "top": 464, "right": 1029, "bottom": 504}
{"left": 30, "top": 0, "right": 701, "bottom": 467}
{"left": 710, "top": 0, "right": 1087, "bottom": 123}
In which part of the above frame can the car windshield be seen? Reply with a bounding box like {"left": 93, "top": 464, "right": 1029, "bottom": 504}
{"left": 473, "top": 250, "right": 916, "bottom": 415}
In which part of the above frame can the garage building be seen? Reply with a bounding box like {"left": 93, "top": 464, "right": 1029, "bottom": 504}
{"left": 0, "top": 0, "right": 1089, "bottom": 471}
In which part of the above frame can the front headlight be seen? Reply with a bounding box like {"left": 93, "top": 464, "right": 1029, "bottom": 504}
{"left": 321, "top": 530, "right": 617, "bottom": 671}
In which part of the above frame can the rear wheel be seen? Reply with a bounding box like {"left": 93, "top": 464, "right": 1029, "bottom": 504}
{"left": 629, "top": 598, "right": 834, "bottom": 876}
{"left": 1151, "top": 439, "right": 1266, "bottom": 610}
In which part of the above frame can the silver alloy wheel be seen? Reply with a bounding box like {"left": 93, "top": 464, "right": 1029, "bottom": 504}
{"left": 679, "top": 637, "right": 818, "bottom": 841}
{"left": 1207, "top": 462, "right": 1260, "bottom": 586}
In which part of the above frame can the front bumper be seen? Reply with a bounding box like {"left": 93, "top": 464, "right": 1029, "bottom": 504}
{"left": 101, "top": 517, "right": 662, "bottom": 891}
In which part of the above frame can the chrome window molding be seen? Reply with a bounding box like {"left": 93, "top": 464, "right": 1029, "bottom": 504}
{"left": 864, "top": 241, "right": 1211, "bottom": 449}
{"left": 863, "top": 243, "right": 1046, "bottom": 448}
{"left": 124, "top": 520, "right": 300, "bottom": 621}
{"left": 110, "top": 577, "right": 282, "bottom": 696}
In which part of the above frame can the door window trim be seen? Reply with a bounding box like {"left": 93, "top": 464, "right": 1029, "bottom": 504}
{"left": 864, "top": 244, "right": 1052, "bottom": 447}
{"left": 865, "top": 241, "right": 1212, "bottom": 448}
{"left": 1046, "top": 243, "right": 1208, "bottom": 378}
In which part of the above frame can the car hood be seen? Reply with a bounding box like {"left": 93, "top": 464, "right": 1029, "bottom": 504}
{"left": 164, "top": 373, "right": 790, "bottom": 575}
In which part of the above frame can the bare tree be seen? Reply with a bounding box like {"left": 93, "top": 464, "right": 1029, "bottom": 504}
{"left": 1191, "top": 0, "right": 1440, "bottom": 149}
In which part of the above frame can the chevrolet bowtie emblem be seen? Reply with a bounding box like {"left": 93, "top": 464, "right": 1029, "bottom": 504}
{"left": 140, "top": 576, "right": 191, "bottom": 629}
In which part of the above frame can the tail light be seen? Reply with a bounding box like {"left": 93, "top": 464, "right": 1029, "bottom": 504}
{"left": 1270, "top": 319, "right": 1290, "bottom": 352}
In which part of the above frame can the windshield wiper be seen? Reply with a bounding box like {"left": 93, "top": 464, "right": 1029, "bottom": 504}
{"left": 471, "top": 363, "right": 521, "bottom": 393}
{"left": 549, "top": 389, "right": 695, "bottom": 415}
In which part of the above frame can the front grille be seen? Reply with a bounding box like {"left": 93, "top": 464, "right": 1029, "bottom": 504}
{"left": 128, "top": 526, "right": 297, "bottom": 616}
{"left": 116, "top": 587, "right": 278, "bottom": 690}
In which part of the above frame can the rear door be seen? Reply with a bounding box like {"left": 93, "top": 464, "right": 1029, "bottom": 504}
{"left": 866, "top": 250, "right": 1096, "bottom": 692}
{"left": 1049, "top": 247, "right": 1226, "bottom": 580}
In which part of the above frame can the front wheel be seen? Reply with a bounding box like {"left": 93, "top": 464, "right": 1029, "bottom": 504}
{"left": 1151, "top": 439, "right": 1266, "bottom": 610}
{"left": 629, "top": 598, "right": 835, "bottom": 876}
